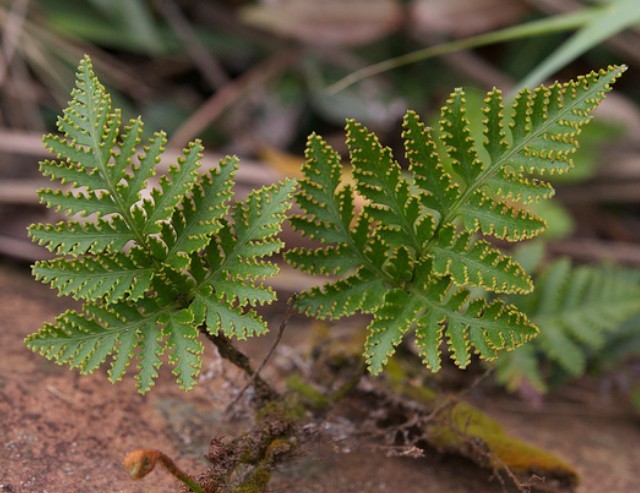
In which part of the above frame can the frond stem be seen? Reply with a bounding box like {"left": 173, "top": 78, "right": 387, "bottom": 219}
{"left": 200, "top": 327, "right": 279, "bottom": 404}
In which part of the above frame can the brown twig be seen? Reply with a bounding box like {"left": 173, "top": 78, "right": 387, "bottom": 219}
{"left": 559, "top": 181, "right": 640, "bottom": 204}
{"left": 153, "top": 0, "right": 229, "bottom": 90}
{"left": 169, "top": 48, "right": 300, "bottom": 147}
{"left": 548, "top": 238, "right": 640, "bottom": 265}
{"left": 0, "top": 0, "right": 29, "bottom": 87}
{"left": 0, "top": 234, "right": 52, "bottom": 261}
{"left": 225, "top": 296, "right": 296, "bottom": 413}
{"left": 0, "top": 179, "right": 42, "bottom": 204}
{"left": 200, "top": 328, "right": 278, "bottom": 404}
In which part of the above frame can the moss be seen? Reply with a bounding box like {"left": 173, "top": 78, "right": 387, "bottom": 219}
{"left": 231, "top": 467, "right": 271, "bottom": 493}
{"left": 630, "top": 386, "right": 640, "bottom": 418}
{"left": 256, "top": 395, "right": 305, "bottom": 424}
{"left": 426, "top": 400, "right": 579, "bottom": 484}
{"left": 385, "top": 358, "right": 438, "bottom": 405}
{"left": 229, "top": 400, "right": 301, "bottom": 490}
{"left": 386, "top": 360, "right": 578, "bottom": 485}
{"left": 286, "top": 373, "right": 330, "bottom": 410}
{"left": 264, "top": 437, "right": 295, "bottom": 465}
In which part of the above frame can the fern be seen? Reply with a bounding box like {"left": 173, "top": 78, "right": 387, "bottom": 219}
{"left": 286, "top": 66, "right": 625, "bottom": 374}
{"left": 495, "top": 258, "right": 640, "bottom": 393}
{"left": 25, "top": 57, "right": 626, "bottom": 393}
{"left": 26, "top": 56, "right": 295, "bottom": 393}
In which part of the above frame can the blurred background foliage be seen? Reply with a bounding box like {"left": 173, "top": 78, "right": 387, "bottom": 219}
{"left": 2, "top": 0, "right": 640, "bottom": 402}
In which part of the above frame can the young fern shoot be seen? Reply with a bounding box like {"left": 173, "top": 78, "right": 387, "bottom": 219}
{"left": 286, "top": 66, "right": 625, "bottom": 374}
{"left": 26, "top": 56, "right": 295, "bottom": 393}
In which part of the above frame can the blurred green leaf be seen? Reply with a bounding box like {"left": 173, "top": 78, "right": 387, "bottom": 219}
{"left": 553, "top": 119, "right": 625, "bottom": 183}
{"left": 327, "top": 8, "right": 599, "bottom": 94}
{"left": 36, "top": 0, "right": 256, "bottom": 58}
{"left": 528, "top": 200, "right": 575, "bottom": 240}
{"left": 630, "top": 387, "right": 640, "bottom": 417}
{"left": 304, "top": 58, "right": 406, "bottom": 127}
{"left": 86, "top": 0, "right": 165, "bottom": 55}
{"left": 38, "top": 0, "right": 166, "bottom": 55}
{"left": 511, "top": 241, "right": 547, "bottom": 276}
{"left": 588, "top": 312, "right": 640, "bottom": 367}
{"left": 517, "top": 0, "right": 640, "bottom": 90}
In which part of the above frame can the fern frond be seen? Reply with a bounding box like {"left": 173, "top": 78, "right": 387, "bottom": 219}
{"left": 347, "top": 121, "right": 423, "bottom": 249}
{"left": 26, "top": 56, "right": 294, "bottom": 393}
{"left": 495, "top": 259, "right": 640, "bottom": 393}
{"left": 38, "top": 188, "right": 121, "bottom": 217}
{"left": 123, "top": 130, "right": 165, "bottom": 205}
{"left": 458, "top": 190, "right": 547, "bottom": 241}
{"left": 287, "top": 66, "right": 624, "bottom": 374}
{"left": 294, "top": 267, "right": 387, "bottom": 319}
{"left": 28, "top": 218, "right": 133, "bottom": 256}
{"left": 25, "top": 304, "right": 164, "bottom": 392}
{"left": 191, "top": 287, "right": 270, "bottom": 340}
{"left": 189, "top": 179, "right": 296, "bottom": 339}
{"left": 32, "top": 249, "right": 154, "bottom": 303}
{"left": 430, "top": 224, "right": 531, "bottom": 294}
{"left": 161, "top": 309, "right": 203, "bottom": 391}
{"left": 161, "top": 156, "right": 236, "bottom": 269}
{"left": 365, "top": 260, "right": 536, "bottom": 373}
{"left": 141, "top": 140, "right": 203, "bottom": 235}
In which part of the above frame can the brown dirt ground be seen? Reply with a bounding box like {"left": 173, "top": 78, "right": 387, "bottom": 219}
{"left": 1, "top": 262, "right": 639, "bottom": 493}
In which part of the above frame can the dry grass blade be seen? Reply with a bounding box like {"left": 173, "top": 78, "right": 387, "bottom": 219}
{"left": 169, "top": 49, "right": 300, "bottom": 147}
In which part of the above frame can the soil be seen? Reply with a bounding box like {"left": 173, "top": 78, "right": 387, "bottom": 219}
{"left": 1, "top": 262, "right": 639, "bottom": 493}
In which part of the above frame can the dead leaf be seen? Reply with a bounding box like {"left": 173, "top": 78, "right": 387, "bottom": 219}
{"left": 240, "top": 0, "right": 404, "bottom": 47}
{"left": 409, "top": 0, "right": 528, "bottom": 38}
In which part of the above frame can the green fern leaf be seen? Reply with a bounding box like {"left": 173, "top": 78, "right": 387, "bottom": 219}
{"left": 32, "top": 249, "right": 154, "bottom": 303}
{"left": 365, "top": 260, "right": 536, "bottom": 373}
{"left": 458, "top": 190, "right": 547, "bottom": 241}
{"left": 284, "top": 243, "right": 360, "bottom": 276}
{"left": 483, "top": 169, "right": 554, "bottom": 205}
{"left": 135, "top": 321, "right": 164, "bottom": 393}
{"left": 28, "top": 217, "right": 134, "bottom": 256}
{"left": 347, "top": 121, "right": 424, "bottom": 248}
{"left": 430, "top": 224, "right": 532, "bottom": 294}
{"left": 440, "top": 89, "right": 485, "bottom": 186}
{"left": 294, "top": 267, "right": 387, "bottom": 319}
{"left": 25, "top": 299, "right": 182, "bottom": 393}
{"left": 26, "top": 56, "right": 294, "bottom": 393}
{"left": 161, "top": 156, "right": 236, "bottom": 269}
{"left": 141, "top": 140, "right": 203, "bottom": 235}
{"left": 287, "top": 66, "right": 624, "bottom": 374}
{"left": 365, "top": 289, "right": 424, "bottom": 373}
{"left": 162, "top": 309, "right": 204, "bottom": 391}
{"left": 191, "top": 287, "right": 269, "bottom": 340}
{"left": 40, "top": 159, "right": 108, "bottom": 190}
{"left": 189, "top": 179, "right": 296, "bottom": 338}
{"left": 38, "top": 188, "right": 121, "bottom": 217}
{"left": 496, "top": 258, "right": 640, "bottom": 392}
{"left": 123, "top": 130, "right": 165, "bottom": 205}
